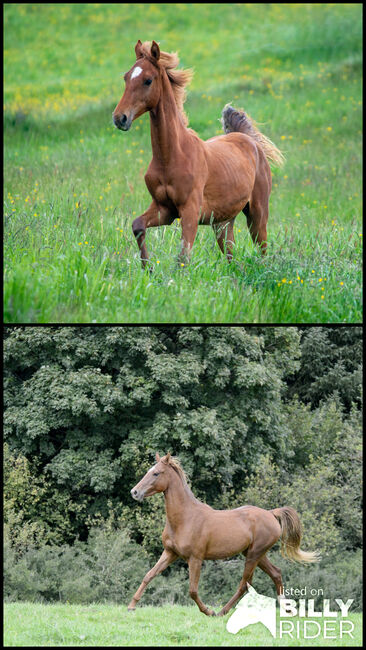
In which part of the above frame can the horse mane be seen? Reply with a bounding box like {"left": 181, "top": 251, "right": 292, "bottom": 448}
{"left": 165, "top": 454, "right": 190, "bottom": 484}
{"left": 140, "top": 41, "right": 193, "bottom": 126}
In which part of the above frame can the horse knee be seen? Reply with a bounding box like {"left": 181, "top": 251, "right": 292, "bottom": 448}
{"left": 189, "top": 589, "right": 198, "bottom": 600}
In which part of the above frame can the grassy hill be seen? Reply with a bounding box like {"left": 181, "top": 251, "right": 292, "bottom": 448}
{"left": 4, "top": 3, "right": 362, "bottom": 322}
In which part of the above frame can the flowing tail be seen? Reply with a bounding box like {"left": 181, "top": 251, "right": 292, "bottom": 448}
{"left": 271, "top": 506, "right": 320, "bottom": 563}
{"left": 221, "top": 103, "right": 285, "bottom": 168}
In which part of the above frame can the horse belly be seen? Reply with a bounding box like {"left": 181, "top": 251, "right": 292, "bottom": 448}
{"left": 201, "top": 138, "right": 257, "bottom": 221}
{"left": 201, "top": 170, "right": 254, "bottom": 222}
{"left": 205, "top": 523, "right": 252, "bottom": 560}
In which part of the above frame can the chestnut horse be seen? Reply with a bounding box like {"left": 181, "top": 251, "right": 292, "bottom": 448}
{"left": 113, "top": 40, "right": 284, "bottom": 268}
{"left": 128, "top": 453, "right": 319, "bottom": 617}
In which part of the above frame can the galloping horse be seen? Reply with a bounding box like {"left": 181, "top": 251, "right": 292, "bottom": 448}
{"left": 128, "top": 453, "right": 319, "bottom": 617}
{"left": 113, "top": 40, "right": 284, "bottom": 268}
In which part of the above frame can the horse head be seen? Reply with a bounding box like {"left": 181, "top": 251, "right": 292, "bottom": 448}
{"left": 113, "top": 40, "right": 161, "bottom": 131}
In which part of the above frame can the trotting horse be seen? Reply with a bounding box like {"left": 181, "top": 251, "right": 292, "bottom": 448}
{"left": 128, "top": 453, "right": 319, "bottom": 617}
{"left": 113, "top": 40, "right": 284, "bottom": 268}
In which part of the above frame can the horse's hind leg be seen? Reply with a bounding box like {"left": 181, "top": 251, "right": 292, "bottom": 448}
{"left": 244, "top": 198, "right": 268, "bottom": 255}
{"left": 188, "top": 556, "right": 216, "bottom": 616}
{"left": 127, "top": 549, "right": 177, "bottom": 611}
{"left": 217, "top": 533, "right": 279, "bottom": 617}
{"left": 212, "top": 218, "right": 235, "bottom": 261}
{"left": 132, "top": 201, "right": 176, "bottom": 269}
{"left": 216, "top": 552, "right": 260, "bottom": 617}
{"left": 257, "top": 554, "right": 284, "bottom": 600}
{"left": 244, "top": 160, "right": 270, "bottom": 256}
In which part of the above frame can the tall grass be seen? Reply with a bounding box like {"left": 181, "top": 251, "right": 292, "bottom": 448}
{"left": 4, "top": 3, "right": 362, "bottom": 322}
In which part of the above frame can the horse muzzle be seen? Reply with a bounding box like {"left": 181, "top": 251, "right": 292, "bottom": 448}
{"left": 131, "top": 487, "right": 144, "bottom": 502}
{"left": 113, "top": 111, "right": 133, "bottom": 131}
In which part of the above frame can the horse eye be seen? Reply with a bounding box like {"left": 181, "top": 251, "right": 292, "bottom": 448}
{"left": 153, "top": 471, "right": 159, "bottom": 476}
{"left": 144, "top": 78, "right": 152, "bottom": 86}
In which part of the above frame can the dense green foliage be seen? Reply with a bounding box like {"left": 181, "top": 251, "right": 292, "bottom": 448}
{"left": 4, "top": 3, "right": 362, "bottom": 322}
{"left": 3, "top": 326, "right": 362, "bottom": 609}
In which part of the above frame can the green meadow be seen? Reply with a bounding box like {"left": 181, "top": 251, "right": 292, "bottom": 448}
{"left": 4, "top": 603, "right": 362, "bottom": 647}
{"left": 4, "top": 3, "right": 362, "bottom": 323}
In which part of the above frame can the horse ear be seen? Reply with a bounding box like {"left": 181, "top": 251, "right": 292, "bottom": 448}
{"left": 162, "top": 452, "right": 171, "bottom": 464}
{"left": 155, "top": 452, "right": 161, "bottom": 462}
{"left": 135, "top": 39, "right": 143, "bottom": 59}
{"left": 151, "top": 40, "right": 160, "bottom": 61}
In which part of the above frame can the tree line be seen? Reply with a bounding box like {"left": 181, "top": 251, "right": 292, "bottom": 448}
{"left": 3, "top": 326, "right": 362, "bottom": 608}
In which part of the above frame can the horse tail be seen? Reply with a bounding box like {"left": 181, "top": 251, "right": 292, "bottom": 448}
{"left": 221, "top": 103, "right": 285, "bottom": 168}
{"left": 271, "top": 506, "right": 320, "bottom": 563}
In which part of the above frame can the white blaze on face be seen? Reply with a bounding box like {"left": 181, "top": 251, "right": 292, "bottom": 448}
{"left": 147, "top": 464, "right": 157, "bottom": 474}
{"left": 131, "top": 66, "right": 143, "bottom": 80}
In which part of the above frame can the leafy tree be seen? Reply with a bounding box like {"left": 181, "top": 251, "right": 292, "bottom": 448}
{"left": 4, "top": 326, "right": 301, "bottom": 540}
{"left": 3, "top": 326, "right": 362, "bottom": 607}
{"left": 286, "top": 326, "right": 362, "bottom": 410}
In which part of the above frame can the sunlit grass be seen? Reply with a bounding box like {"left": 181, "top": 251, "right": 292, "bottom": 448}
{"left": 4, "top": 3, "right": 362, "bottom": 323}
{"left": 3, "top": 603, "right": 362, "bottom": 647}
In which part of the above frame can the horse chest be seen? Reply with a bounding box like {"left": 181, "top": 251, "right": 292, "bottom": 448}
{"left": 163, "top": 528, "right": 192, "bottom": 559}
{"left": 153, "top": 183, "right": 170, "bottom": 204}
{"left": 146, "top": 171, "right": 191, "bottom": 207}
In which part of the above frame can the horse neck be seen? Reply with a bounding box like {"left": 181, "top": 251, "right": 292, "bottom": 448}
{"left": 149, "top": 70, "right": 187, "bottom": 166}
{"left": 163, "top": 467, "right": 196, "bottom": 528}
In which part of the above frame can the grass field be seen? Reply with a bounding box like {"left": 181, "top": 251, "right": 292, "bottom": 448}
{"left": 4, "top": 603, "right": 362, "bottom": 647}
{"left": 4, "top": 3, "right": 362, "bottom": 323}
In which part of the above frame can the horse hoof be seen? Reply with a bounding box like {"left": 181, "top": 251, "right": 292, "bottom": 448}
{"left": 127, "top": 607, "right": 136, "bottom": 612}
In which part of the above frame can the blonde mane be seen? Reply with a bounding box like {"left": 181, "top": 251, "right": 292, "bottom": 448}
{"left": 140, "top": 41, "right": 193, "bottom": 126}
{"left": 165, "top": 454, "right": 190, "bottom": 484}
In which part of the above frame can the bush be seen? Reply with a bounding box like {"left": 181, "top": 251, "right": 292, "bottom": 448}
{"left": 4, "top": 523, "right": 362, "bottom": 611}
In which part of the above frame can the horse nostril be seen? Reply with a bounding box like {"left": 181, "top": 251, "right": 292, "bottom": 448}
{"left": 113, "top": 113, "right": 127, "bottom": 129}
{"left": 113, "top": 113, "right": 129, "bottom": 130}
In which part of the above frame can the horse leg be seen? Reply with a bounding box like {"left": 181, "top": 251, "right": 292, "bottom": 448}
{"left": 244, "top": 199, "right": 268, "bottom": 255}
{"left": 127, "top": 549, "right": 177, "bottom": 611}
{"left": 216, "top": 552, "right": 260, "bottom": 617}
{"left": 212, "top": 218, "right": 235, "bottom": 261}
{"left": 188, "top": 556, "right": 216, "bottom": 616}
{"left": 177, "top": 198, "right": 201, "bottom": 265}
{"left": 257, "top": 555, "right": 284, "bottom": 601}
{"left": 243, "top": 152, "right": 271, "bottom": 255}
{"left": 132, "top": 201, "right": 176, "bottom": 269}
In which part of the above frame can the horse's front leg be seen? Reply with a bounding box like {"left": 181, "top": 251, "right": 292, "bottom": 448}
{"left": 188, "top": 556, "right": 216, "bottom": 616}
{"left": 177, "top": 196, "right": 202, "bottom": 266}
{"left": 132, "top": 201, "right": 176, "bottom": 269}
{"left": 212, "top": 218, "right": 235, "bottom": 261}
{"left": 127, "top": 549, "right": 177, "bottom": 611}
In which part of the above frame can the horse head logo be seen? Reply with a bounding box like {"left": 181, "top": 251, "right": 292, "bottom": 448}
{"left": 226, "top": 584, "right": 277, "bottom": 637}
